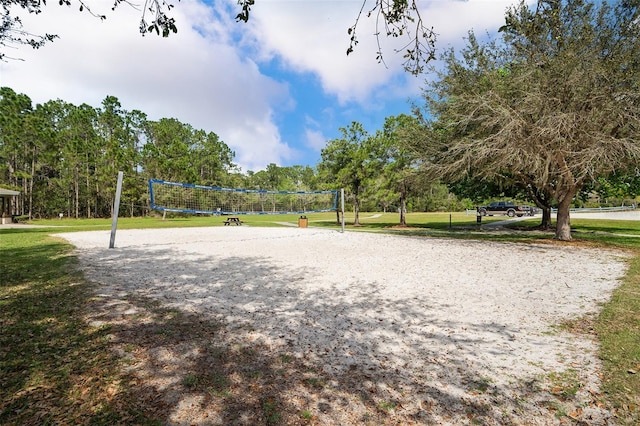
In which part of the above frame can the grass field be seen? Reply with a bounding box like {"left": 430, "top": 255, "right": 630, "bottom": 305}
{"left": 1, "top": 212, "right": 639, "bottom": 424}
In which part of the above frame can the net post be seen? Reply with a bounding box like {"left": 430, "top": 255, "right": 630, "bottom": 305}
{"left": 341, "top": 188, "right": 345, "bottom": 233}
{"left": 109, "top": 171, "right": 124, "bottom": 249}
{"left": 148, "top": 178, "right": 155, "bottom": 209}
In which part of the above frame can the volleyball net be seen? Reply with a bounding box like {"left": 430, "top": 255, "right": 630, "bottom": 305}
{"left": 149, "top": 179, "right": 338, "bottom": 215}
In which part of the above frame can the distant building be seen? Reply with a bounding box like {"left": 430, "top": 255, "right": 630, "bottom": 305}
{"left": 0, "top": 187, "right": 20, "bottom": 224}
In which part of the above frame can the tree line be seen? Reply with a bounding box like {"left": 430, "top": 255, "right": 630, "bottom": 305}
{"left": 0, "top": 88, "right": 235, "bottom": 219}
{"left": 0, "top": 87, "right": 465, "bottom": 221}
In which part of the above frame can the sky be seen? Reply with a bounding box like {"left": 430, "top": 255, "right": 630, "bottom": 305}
{"left": 0, "top": 0, "right": 520, "bottom": 173}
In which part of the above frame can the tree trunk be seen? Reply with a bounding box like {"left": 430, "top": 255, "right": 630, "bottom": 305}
{"left": 29, "top": 156, "right": 35, "bottom": 220}
{"left": 21, "top": 178, "right": 26, "bottom": 214}
{"left": 521, "top": 179, "right": 554, "bottom": 230}
{"left": 540, "top": 206, "right": 552, "bottom": 229}
{"left": 555, "top": 195, "right": 573, "bottom": 241}
{"left": 75, "top": 166, "right": 80, "bottom": 219}
{"left": 335, "top": 209, "right": 340, "bottom": 225}
{"left": 353, "top": 194, "right": 360, "bottom": 225}
{"left": 86, "top": 160, "right": 90, "bottom": 218}
{"left": 399, "top": 183, "right": 407, "bottom": 226}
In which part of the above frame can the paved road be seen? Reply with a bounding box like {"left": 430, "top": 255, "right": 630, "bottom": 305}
{"left": 568, "top": 210, "right": 640, "bottom": 220}
{"left": 484, "top": 209, "right": 640, "bottom": 229}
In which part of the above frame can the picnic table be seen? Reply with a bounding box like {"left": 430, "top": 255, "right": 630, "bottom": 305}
{"left": 223, "top": 217, "right": 243, "bottom": 226}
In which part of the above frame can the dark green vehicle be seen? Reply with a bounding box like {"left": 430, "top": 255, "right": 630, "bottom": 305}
{"left": 477, "top": 201, "right": 536, "bottom": 217}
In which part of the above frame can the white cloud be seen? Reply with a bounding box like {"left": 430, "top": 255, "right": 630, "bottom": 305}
{"left": 425, "top": 0, "right": 518, "bottom": 47}
{"left": 304, "top": 128, "right": 328, "bottom": 151}
{"left": 247, "top": 1, "right": 408, "bottom": 104}
{"left": 245, "top": 0, "right": 518, "bottom": 104}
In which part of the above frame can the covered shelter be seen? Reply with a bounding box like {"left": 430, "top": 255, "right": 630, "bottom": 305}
{"left": 0, "top": 187, "right": 20, "bottom": 224}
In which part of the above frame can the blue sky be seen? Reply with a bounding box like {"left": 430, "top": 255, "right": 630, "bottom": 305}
{"left": 0, "top": 0, "right": 519, "bottom": 172}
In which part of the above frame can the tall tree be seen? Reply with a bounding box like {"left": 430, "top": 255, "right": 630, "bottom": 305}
{"left": 28, "top": 99, "right": 67, "bottom": 218}
{"left": 141, "top": 118, "right": 197, "bottom": 184}
{"left": 0, "top": 87, "right": 31, "bottom": 189}
{"left": 191, "top": 129, "right": 235, "bottom": 187}
{"left": 120, "top": 109, "right": 148, "bottom": 217}
{"left": 0, "top": 87, "right": 34, "bottom": 216}
{"left": 318, "top": 122, "right": 385, "bottom": 225}
{"left": 94, "top": 96, "right": 131, "bottom": 217}
{"left": 377, "top": 114, "right": 424, "bottom": 226}
{"left": 276, "top": 165, "right": 317, "bottom": 191}
{"left": 60, "top": 102, "right": 101, "bottom": 218}
{"left": 417, "top": 0, "right": 640, "bottom": 240}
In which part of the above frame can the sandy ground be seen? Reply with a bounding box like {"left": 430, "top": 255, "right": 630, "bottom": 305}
{"left": 55, "top": 226, "right": 630, "bottom": 425}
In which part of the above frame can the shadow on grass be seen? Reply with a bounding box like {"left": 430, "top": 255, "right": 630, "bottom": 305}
{"left": 0, "top": 236, "right": 162, "bottom": 425}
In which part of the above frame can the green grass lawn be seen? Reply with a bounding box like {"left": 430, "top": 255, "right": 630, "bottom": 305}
{"left": 0, "top": 230, "right": 161, "bottom": 424}
{"left": 1, "top": 212, "right": 639, "bottom": 424}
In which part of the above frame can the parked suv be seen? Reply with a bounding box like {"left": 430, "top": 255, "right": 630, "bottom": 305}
{"left": 477, "top": 201, "right": 535, "bottom": 217}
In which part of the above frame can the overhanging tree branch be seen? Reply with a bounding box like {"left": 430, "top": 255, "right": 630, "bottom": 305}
{"left": 348, "top": 0, "right": 437, "bottom": 75}
{"left": 2, "top": 0, "right": 439, "bottom": 72}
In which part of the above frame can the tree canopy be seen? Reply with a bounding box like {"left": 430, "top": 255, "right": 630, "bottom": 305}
{"left": 317, "top": 122, "right": 376, "bottom": 226}
{"left": 0, "top": 87, "right": 238, "bottom": 218}
{"left": 374, "top": 114, "right": 425, "bottom": 225}
{"left": 6, "top": 87, "right": 451, "bottom": 221}
{"left": 416, "top": 0, "right": 640, "bottom": 240}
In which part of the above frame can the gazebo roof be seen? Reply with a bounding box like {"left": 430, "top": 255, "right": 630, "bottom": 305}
{"left": 0, "top": 188, "right": 20, "bottom": 196}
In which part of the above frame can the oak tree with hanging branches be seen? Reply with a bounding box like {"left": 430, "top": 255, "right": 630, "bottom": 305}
{"left": 416, "top": 0, "right": 640, "bottom": 241}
